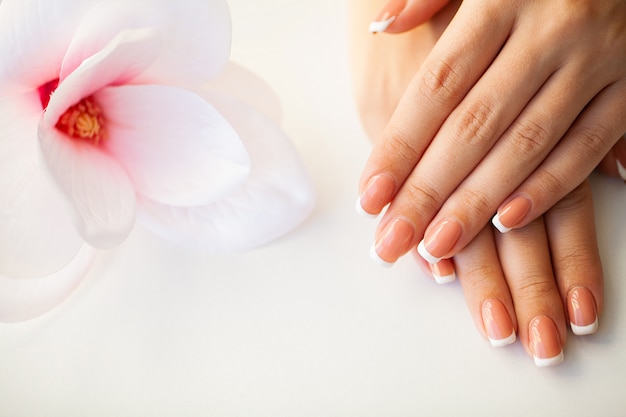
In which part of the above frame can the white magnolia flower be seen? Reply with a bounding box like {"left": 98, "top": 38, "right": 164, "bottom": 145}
{"left": 0, "top": 0, "right": 315, "bottom": 322}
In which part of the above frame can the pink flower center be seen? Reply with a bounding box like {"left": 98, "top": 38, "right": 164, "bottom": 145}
{"left": 38, "top": 79, "right": 107, "bottom": 145}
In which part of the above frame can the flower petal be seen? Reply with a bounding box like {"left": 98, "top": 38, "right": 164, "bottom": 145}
{"left": 0, "top": 93, "right": 85, "bottom": 278}
{"left": 0, "top": 244, "right": 96, "bottom": 323}
{"left": 44, "top": 28, "right": 162, "bottom": 128}
{"left": 0, "top": 0, "right": 100, "bottom": 95}
{"left": 60, "top": 0, "right": 231, "bottom": 87}
{"left": 38, "top": 125, "right": 137, "bottom": 249}
{"left": 137, "top": 91, "right": 315, "bottom": 252}
{"left": 97, "top": 85, "right": 250, "bottom": 206}
{"left": 206, "top": 62, "right": 283, "bottom": 126}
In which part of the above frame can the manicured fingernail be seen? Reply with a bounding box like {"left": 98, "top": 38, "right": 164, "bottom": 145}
{"left": 482, "top": 299, "right": 516, "bottom": 348}
{"left": 614, "top": 135, "right": 626, "bottom": 182}
{"left": 357, "top": 174, "right": 396, "bottom": 218}
{"left": 417, "top": 219, "right": 462, "bottom": 264}
{"left": 529, "top": 316, "right": 564, "bottom": 367}
{"left": 617, "top": 160, "right": 626, "bottom": 182}
{"left": 371, "top": 217, "right": 415, "bottom": 267}
{"left": 492, "top": 196, "right": 532, "bottom": 234}
{"left": 430, "top": 258, "right": 456, "bottom": 284}
{"left": 568, "top": 287, "right": 599, "bottom": 336}
{"left": 369, "top": 0, "right": 406, "bottom": 33}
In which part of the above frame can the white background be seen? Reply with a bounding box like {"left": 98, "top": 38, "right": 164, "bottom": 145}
{"left": 2, "top": 0, "right": 626, "bottom": 416}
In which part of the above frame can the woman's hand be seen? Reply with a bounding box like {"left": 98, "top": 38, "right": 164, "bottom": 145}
{"left": 417, "top": 181, "right": 602, "bottom": 366}
{"left": 359, "top": 0, "right": 626, "bottom": 265}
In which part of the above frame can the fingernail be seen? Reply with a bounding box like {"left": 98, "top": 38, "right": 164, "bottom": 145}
{"left": 430, "top": 258, "right": 456, "bottom": 284}
{"left": 492, "top": 196, "right": 532, "bottom": 234}
{"left": 371, "top": 217, "right": 415, "bottom": 267}
{"left": 568, "top": 287, "right": 599, "bottom": 336}
{"left": 615, "top": 136, "right": 626, "bottom": 182}
{"left": 482, "top": 299, "right": 516, "bottom": 348}
{"left": 617, "top": 159, "right": 626, "bottom": 182}
{"left": 417, "top": 219, "right": 462, "bottom": 264}
{"left": 357, "top": 174, "right": 396, "bottom": 218}
{"left": 369, "top": 0, "right": 406, "bottom": 33}
{"left": 529, "top": 316, "right": 564, "bottom": 367}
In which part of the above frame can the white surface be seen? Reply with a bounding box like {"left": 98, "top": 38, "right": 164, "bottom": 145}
{"left": 2, "top": 1, "right": 626, "bottom": 415}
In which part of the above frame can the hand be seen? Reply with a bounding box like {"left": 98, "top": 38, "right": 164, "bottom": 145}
{"left": 359, "top": 0, "right": 626, "bottom": 265}
{"left": 416, "top": 181, "right": 602, "bottom": 366}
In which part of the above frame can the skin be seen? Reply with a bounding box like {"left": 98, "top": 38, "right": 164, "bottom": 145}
{"left": 349, "top": 0, "right": 609, "bottom": 363}
{"left": 358, "top": 0, "right": 626, "bottom": 264}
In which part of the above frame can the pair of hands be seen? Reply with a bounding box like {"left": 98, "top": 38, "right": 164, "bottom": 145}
{"left": 355, "top": 0, "right": 626, "bottom": 366}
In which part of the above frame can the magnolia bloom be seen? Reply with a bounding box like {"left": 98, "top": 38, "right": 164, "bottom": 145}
{"left": 0, "top": 0, "right": 315, "bottom": 322}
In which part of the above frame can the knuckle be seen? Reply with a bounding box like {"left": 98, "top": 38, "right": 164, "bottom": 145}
{"left": 453, "top": 99, "right": 497, "bottom": 147}
{"left": 553, "top": 245, "right": 597, "bottom": 273}
{"left": 456, "top": 187, "right": 493, "bottom": 217}
{"left": 508, "top": 118, "right": 552, "bottom": 157}
{"left": 383, "top": 131, "right": 421, "bottom": 167}
{"left": 461, "top": 263, "right": 503, "bottom": 290}
{"left": 419, "top": 59, "right": 464, "bottom": 105}
{"left": 574, "top": 123, "right": 613, "bottom": 157}
{"left": 403, "top": 180, "right": 443, "bottom": 215}
{"left": 537, "top": 168, "right": 568, "bottom": 198}
{"left": 513, "top": 277, "right": 556, "bottom": 304}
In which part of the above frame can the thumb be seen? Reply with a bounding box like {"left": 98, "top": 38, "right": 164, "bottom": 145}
{"left": 369, "top": 0, "right": 451, "bottom": 34}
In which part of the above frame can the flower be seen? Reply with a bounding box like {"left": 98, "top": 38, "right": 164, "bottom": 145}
{"left": 0, "top": 0, "right": 315, "bottom": 322}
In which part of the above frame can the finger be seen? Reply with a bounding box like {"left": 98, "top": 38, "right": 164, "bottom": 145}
{"left": 454, "top": 226, "right": 517, "bottom": 348}
{"left": 369, "top": 0, "right": 453, "bottom": 34}
{"left": 492, "top": 79, "right": 626, "bottom": 233}
{"left": 411, "top": 251, "right": 457, "bottom": 285}
{"left": 358, "top": 0, "right": 515, "bottom": 220}
{"left": 415, "top": 53, "right": 612, "bottom": 262}
{"left": 495, "top": 217, "right": 567, "bottom": 367}
{"left": 544, "top": 180, "right": 603, "bottom": 336}
{"left": 596, "top": 135, "right": 626, "bottom": 180}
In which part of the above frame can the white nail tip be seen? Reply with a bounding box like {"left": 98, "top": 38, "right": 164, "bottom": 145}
{"left": 491, "top": 213, "right": 511, "bottom": 234}
{"left": 571, "top": 317, "right": 599, "bottom": 336}
{"left": 433, "top": 273, "right": 456, "bottom": 285}
{"left": 417, "top": 241, "right": 441, "bottom": 264}
{"left": 489, "top": 332, "right": 516, "bottom": 348}
{"left": 617, "top": 160, "right": 626, "bottom": 182}
{"left": 355, "top": 197, "right": 378, "bottom": 219}
{"left": 369, "top": 244, "right": 394, "bottom": 268}
{"left": 368, "top": 16, "right": 396, "bottom": 33}
{"left": 534, "top": 351, "right": 564, "bottom": 368}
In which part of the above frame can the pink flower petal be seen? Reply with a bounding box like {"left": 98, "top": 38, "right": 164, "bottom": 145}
{"left": 60, "top": 0, "right": 231, "bottom": 87}
{"left": 0, "top": 93, "right": 85, "bottom": 278}
{"left": 38, "top": 125, "right": 137, "bottom": 249}
{"left": 0, "top": 244, "right": 96, "bottom": 323}
{"left": 0, "top": 0, "right": 100, "bottom": 95}
{"left": 97, "top": 85, "right": 250, "bottom": 206}
{"left": 137, "top": 90, "right": 315, "bottom": 252}
{"left": 44, "top": 28, "right": 162, "bottom": 129}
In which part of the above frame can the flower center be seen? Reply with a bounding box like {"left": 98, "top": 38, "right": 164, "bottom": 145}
{"left": 56, "top": 96, "right": 107, "bottom": 145}
{"left": 38, "top": 79, "right": 107, "bottom": 145}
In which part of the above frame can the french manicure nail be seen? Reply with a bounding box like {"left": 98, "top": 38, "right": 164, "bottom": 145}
{"left": 492, "top": 196, "right": 532, "bottom": 234}
{"left": 357, "top": 174, "right": 396, "bottom": 218}
{"left": 370, "top": 217, "right": 415, "bottom": 267}
{"left": 617, "top": 160, "right": 626, "bottom": 182}
{"left": 430, "top": 258, "right": 456, "bottom": 285}
{"left": 568, "top": 287, "right": 599, "bottom": 336}
{"left": 482, "top": 299, "right": 516, "bottom": 348}
{"left": 369, "top": 0, "right": 406, "bottom": 33}
{"left": 614, "top": 135, "right": 626, "bottom": 182}
{"left": 529, "top": 316, "right": 564, "bottom": 367}
{"left": 417, "top": 219, "right": 462, "bottom": 264}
